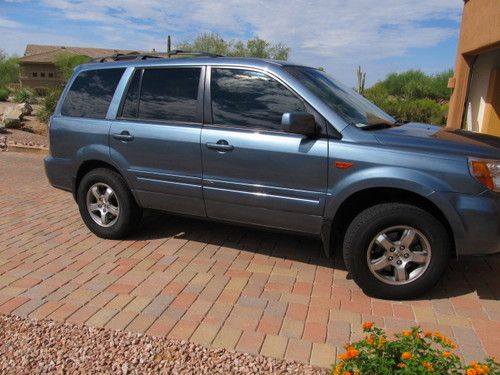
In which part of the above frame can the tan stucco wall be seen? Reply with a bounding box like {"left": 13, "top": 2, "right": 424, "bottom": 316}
{"left": 446, "top": 0, "right": 500, "bottom": 132}
{"left": 19, "top": 63, "right": 63, "bottom": 89}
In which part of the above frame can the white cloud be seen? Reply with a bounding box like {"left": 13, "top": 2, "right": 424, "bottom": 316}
{"left": 2, "top": 0, "right": 463, "bottom": 84}
{"left": 0, "top": 15, "right": 22, "bottom": 28}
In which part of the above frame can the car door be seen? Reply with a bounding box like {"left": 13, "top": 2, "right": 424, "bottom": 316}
{"left": 109, "top": 66, "right": 205, "bottom": 217}
{"left": 201, "top": 67, "right": 328, "bottom": 235}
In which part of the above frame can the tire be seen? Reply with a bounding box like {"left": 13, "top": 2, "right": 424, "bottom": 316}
{"left": 77, "top": 168, "right": 142, "bottom": 239}
{"left": 343, "top": 203, "right": 450, "bottom": 300}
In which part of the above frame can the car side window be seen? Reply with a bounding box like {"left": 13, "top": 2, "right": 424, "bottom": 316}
{"left": 61, "top": 68, "right": 125, "bottom": 119}
{"left": 211, "top": 68, "right": 306, "bottom": 131}
{"left": 121, "top": 69, "right": 141, "bottom": 119}
{"left": 138, "top": 68, "right": 201, "bottom": 123}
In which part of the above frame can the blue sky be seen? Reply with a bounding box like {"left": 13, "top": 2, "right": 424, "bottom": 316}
{"left": 0, "top": 0, "right": 463, "bottom": 87}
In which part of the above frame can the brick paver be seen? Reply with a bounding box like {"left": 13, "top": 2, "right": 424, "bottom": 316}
{"left": 0, "top": 152, "right": 499, "bottom": 367}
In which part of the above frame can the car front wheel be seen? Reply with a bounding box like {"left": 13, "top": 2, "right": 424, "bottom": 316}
{"left": 343, "top": 203, "right": 450, "bottom": 300}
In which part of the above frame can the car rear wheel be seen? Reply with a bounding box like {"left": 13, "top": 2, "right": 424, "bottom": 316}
{"left": 77, "top": 168, "right": 142, "bottom": 239}
{"left": 343, "top": 203, "right": 450, "bottom": 300}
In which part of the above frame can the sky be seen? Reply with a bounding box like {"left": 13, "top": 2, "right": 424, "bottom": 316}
{"left": 0, "top": 0, "right": 464, "bottom": 87}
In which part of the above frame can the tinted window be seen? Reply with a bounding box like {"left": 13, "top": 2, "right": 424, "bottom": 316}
{"left": 121, "top": 69, "right": 141, "bottom": 118}
{"left": 61, "top": 68, "right": 125, "bottom": 118}
{"left": 139, "top": 68, "right": 200, "bottom": 122}
{"left": 211, "top": 68, "right": 306, "bottom": 130}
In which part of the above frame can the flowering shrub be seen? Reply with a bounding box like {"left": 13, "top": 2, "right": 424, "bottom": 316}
{"left": 332, "top": 323, "right": 498, "bottom": 375}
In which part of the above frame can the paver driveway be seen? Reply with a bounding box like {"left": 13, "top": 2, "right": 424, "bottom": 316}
{"left": 0, "top": 152, "right": 499, "bottom": 367}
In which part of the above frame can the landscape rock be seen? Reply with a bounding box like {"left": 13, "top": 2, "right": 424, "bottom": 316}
{"left": 16, "top": 102, "right": 33, "bottom": 116}
{"left": 2, "top": 108, "right": 24, "bottom": 129}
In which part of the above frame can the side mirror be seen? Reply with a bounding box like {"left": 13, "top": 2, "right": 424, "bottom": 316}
{"left": 281, "top": 112, "right": 316, "bottom": 136}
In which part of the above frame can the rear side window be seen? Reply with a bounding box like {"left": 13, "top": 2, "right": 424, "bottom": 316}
{"left": 133, "top": 68, "right": 201, "bottom": 123}
{"left": 121, "top": 69, "right": 141, "bottom": 118}
{"left": 211, "top": 68, "right": 306, "bottom": 130}
{"left": 61, "top": 68, "right": 125, "bottom": 119}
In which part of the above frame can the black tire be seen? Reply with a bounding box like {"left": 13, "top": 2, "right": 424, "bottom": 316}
{"left": 77, "top": 168, "right": 142, "bottom": 239}
{"left": 343, "top": 203, "right": 450, "bottom": 300}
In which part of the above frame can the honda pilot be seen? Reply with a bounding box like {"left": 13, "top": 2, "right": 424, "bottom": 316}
{"left": 44, "top": 52, "right": 500, "bottom": 299}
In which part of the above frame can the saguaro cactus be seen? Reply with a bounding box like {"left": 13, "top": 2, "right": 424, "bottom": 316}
{"left": 357, "top": 66, "right": 366, "bottom": 95}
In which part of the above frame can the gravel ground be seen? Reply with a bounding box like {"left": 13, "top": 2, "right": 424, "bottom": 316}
{"left": 0, "top": 315, "right": 329, "bottom": 375}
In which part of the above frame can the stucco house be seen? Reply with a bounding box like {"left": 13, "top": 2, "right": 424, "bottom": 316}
{"left": 447, "top": 0, "right": 500, "bottom": 137}
{"left": 18, "top": 44, "right": 141, "bottom": 89}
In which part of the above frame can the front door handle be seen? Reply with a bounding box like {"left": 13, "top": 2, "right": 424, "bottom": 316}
{"left": 112, "top": 131, "right": 134, "bottom": 142}
{"left": 205, "top": 140, "right": 234, "bottom": 152}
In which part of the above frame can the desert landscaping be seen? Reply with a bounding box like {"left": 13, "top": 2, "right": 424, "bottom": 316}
{"left": 0, "top": 100, "right": 49, "bottom": 153}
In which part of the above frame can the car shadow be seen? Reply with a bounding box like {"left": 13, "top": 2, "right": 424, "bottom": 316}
{"left": 129, "top": 210, "right": 499, "bottom": 302}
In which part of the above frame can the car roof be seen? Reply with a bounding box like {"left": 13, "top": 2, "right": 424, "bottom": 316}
{"left": 78, "top": 57, "right": 310, "bottom": 71}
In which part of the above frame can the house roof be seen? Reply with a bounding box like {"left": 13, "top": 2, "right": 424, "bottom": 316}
{"left": 19, "top": 44, "right": 145, "bottom": 64}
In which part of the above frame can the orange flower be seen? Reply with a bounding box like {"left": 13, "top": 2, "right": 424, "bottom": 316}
{"left": 338, "top": 352, "right": 350, "bottom": 361}
{"left": 424, "top": 331, "right": 432, "bottom": 337}
{"left": 348, "top": 349, "right": 359, "bottom": 358}
{"left": 466, "top": 369, "right": 477, "bottom": 375}
{"left": 402, "top": 330, "right": 412, "bottom": 337}
{"left": 397, "top": 363, "right": 405, "bottom": 368}
{"left": 401, "top": 352, "right": 412, "bottom": 360}
{"left": 422, "top": 361, "right": 434, "bottom": 371}
{"left": 442, "top": 351, "right": 452, "bottom": 358}
{"left": 362, "top": 322, "right": 374, "bottom": 330}
{"left": 366, "top": 339, "right": 374, "bottom": 346}
{"left": 342, "top": 372, "right": 352, "bottom": 375}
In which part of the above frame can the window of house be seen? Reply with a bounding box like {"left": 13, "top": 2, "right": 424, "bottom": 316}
{"left": 61, "top": 68, "right": 125, "bottom": 119}
{"left": 48, "top": 72, "right": 54, "bottom": 78}
{"left": 32, "top": 72, "right": 38, "bottom": 77}
{"left": 211, "top": 68, "right": 306, "bottom": 131}
{"left": 41, "top": 72, "right": 46, "bottom": 77}
{"left": 136, "top": 68, "right": 201, "bottom": 123}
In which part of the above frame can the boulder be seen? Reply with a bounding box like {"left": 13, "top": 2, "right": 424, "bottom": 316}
{"left": 0, "top": 135, "right": 7, "bottom": 151}
{"left": 16, "top": 102, "right": 33, "bottom": 116}
{"left": 2, "top": 108, "right": 24, "bottom": 129}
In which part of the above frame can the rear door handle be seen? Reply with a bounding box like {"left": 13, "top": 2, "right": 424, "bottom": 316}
{"left": 112, "top": 131, "right": 134, "bottom": 142}
{"left": 205, "top": 140, "right": 234, "bottom": 152}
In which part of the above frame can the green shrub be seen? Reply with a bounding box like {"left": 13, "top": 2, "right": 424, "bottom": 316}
{"left": 33, "top": 87, "right": 50, "bottom": 97}
{"left": 0, "top": 87, "right": 9, "bottom": 101}
{"left": 37, "top": 87, "right": 62, "bottom": 123}
{"left": 332, "top": 323, "right": 498, "bottom": 375}
{"left": 13, "top": 88, "right": 36, "bottom": 104}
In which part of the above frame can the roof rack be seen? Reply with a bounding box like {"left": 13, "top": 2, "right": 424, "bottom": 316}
{"left": 93, "top": 53, "right": 163, "bottom": 63}
{"left": 167, "top": 50, "right": 223, "bottom": 58}
{"left": 93, "top": 50, "right": 223, "bottom": 63}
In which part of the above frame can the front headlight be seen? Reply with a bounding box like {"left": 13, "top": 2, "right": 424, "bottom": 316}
{"left": 468, "top": 158, "right": 500, "bottom": 192}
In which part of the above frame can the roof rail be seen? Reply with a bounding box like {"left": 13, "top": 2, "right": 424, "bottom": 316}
{"left": 167, "top": 50, "right": 223, "bottom": 58}
{"left": 93, "top": 53, "right": 163, "bottom": 63}
{"left": 92, "top": 50, "right": 223, "bottom": 63}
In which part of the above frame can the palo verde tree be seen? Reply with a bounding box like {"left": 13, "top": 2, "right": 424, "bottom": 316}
{"left": 0, "top": 50, "right": 19, "bottom": 87}
{"left": 176, "top": 32, "right": 290, "bottom": 60}
{"left": 54, "top": 52, "right": 91, "bottom": 81}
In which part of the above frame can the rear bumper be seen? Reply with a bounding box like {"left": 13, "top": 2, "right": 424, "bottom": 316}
{"left": 44, "top": 156, "right": 73, "bottom": 193}
{"left": 443, "top": 190, "right": 500, "bottom": 256}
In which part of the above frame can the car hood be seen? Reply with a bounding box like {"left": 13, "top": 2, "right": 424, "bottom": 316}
{"left": 374, "top": 122, "right": 500, "bottom": 159}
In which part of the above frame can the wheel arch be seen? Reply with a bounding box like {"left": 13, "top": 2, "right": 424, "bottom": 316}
{"left": 328, "top": 187, "right": 456, "bottom": 259}
{"left": 73, "top": 159, "right": 137, "bottom": 204}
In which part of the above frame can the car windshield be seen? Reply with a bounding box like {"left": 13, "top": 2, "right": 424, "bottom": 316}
{"left": 284, "top": 66, "right": 395, "bottom": 128}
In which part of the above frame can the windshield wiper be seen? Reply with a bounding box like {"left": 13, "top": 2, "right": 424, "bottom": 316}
{"left": 360, "top": 123, "right": 395, "bottom": 130}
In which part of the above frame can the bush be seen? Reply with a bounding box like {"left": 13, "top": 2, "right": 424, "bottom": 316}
{"left": 13, "top": 88, "right": 37, "bottom": 104}
{"left": 33, "top": 87, "right": 50, "bottom": 97}
{"left": 332, "top": 323, "right": 498, "bottom": 375}
{"left": 0, "top": 87, "right": 9, "bottom": 101}
{"left": 37, "top": 87, "right": 62, "bottom": 123}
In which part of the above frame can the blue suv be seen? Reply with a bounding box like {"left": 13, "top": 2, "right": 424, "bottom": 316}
{"left": 44, "top": 53, "right": 500, "bottom": 299}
